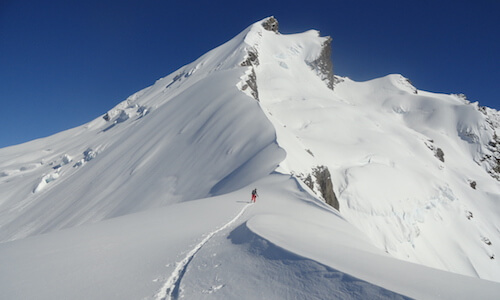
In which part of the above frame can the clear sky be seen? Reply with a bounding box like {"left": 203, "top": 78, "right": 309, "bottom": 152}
{"left": 1, "top": 0, "right": 499, "bottom": 148}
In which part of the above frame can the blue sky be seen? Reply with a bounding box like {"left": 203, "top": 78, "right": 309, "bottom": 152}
{"left": 1, "top": 0, "right": 499, "bottom": 148}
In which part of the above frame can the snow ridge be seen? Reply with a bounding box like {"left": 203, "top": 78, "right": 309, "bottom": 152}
{"left": 1, "top": 17, "right": 500, "bottom": 299}
{"left": 155, "top": 203, "right": 251, "bottom": 300}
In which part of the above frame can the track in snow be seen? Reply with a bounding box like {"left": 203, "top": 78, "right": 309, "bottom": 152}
{"left": 155, "top": 203, "right": 251, "bottom": 300}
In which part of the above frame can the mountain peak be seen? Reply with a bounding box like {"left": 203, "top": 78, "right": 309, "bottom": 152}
{"left": 2, "top": 18, "right": 500, "bottom": 299}
{"left": 240, "top": 17, "right": 336, "bottom": 99}
{"left": 261, "top": 16, "right": 279, "bottom": 33}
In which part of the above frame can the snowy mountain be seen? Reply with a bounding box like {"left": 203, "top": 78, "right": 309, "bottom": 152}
{"left": 1, "top": 17, "right": 500, "bottom": 299}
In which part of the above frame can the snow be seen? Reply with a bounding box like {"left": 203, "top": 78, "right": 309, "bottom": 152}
{"left": 155, "top": 202, "right": 252, "bottom": 300}
{"left": 0, "top": 57, "right": 283, "bottom": 241}
{"left": 253, "top": 26, "right": 500, "bottom": 280}
{"left": 3, "top": 173, "right": 498, "bottom": 299}
{"left": 0, "top": 194, "right": 251, "bottom": 299}
{"left": 1, "top": 17, "right": 500, "bottom": 299}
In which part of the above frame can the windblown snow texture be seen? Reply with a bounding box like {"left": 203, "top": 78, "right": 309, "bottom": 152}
{"left": 1, "top": 17, "right": 500, "bottom": 300}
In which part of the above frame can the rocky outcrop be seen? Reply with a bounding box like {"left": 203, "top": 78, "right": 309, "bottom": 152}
{"left": 307, "top": 37, "right": 334, "bottom": 90}
{"left": 239, "top": 46, "right": 260, "bottom": 101}
{"left": 481, "top": 132, "right": 500, "bottom": 181}
{"left": 262, "top": 17, "right": 279, "bottom": 33}
{"left": 313, "top": 166, "right": 339, "bottom": 210}
{"left": 425, "top": 140, "right": 445, "bottom": 163}
{"left": 240, "top": 49, "right": 259, "bottom": 67}
{"left": 477, "top": 107, "right": 500, "bottom": 181}
{"left": 240, "top": 68, "right": 259, "bottom": 100}
{"left": 435, "top": 147, "right": 445, "bottom": 162}
{"left": 297, "top": 165, "right": 339, "bottom": 210}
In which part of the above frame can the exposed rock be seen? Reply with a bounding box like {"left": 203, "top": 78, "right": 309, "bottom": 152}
{"left": 240, "top": 46, "right": 260, "bottom": 101}
{"left": 83, "top": 148, "right": 97, "bottom": 162}
{"left": 481, "top": 131, "right": 500, "bottom": 181}
{"left": 295, "top": 165, "right": 339, "bottom": 210}
{"left": 313, "top": 166, "right": 339, "bottom": 210}
{"left": 302, "top": 174, "right": 314, "bottom": 190}
{"left": 404, "top": 78, "right": 418, "bottom": 94}
{"left": 333, "top": 76, "right": 344, "bottom": 86}
{"left": 241, "top": 68, "right": 259, "bottom": 100}
{"left": 435, "top": 148, "right": 445, "bottom": 162}
{"left": 489, "top": 140, "right": 497, "bottom": 148}
{"left": 240, "top": 49, "right": 259, "bottom": 67}
{"left": 166, "top": 72, "right": 186, "bottom": 89}
{"left": 482, "top": 237, "right": 492, "bottom": 246}
{"left": 307, "top": 37, "right": 334, "bottom": 90}
{"left": 479, "top": 105, "right": 488, "bottom": 116}
{"left": 469, "top": 180, "right": 477, "bottom": 189}
{"left": 425, "top": 140, "right": 445, "bottom": 163}
{"left": 452, "top": 93, "right": 469, "bottom": 104}
{"left": 262, "top": 17, "right": 279, "bottom": 33}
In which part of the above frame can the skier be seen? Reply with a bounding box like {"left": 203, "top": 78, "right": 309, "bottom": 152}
{"left": 251, "top": 188, "right": 258, "bottom": 203}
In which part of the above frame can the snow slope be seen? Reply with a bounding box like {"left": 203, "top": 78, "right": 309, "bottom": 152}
{"left": 0, "top": 22, "right": 284, "bottom": 241}
{"left": 1, "top": 17, "right": 500, "bottom": 299}
{"left": 3, "top": 173, "right": 500, "bottom": 299}
{"left": 250, "top": 23, "right": 500, "bottom": 281}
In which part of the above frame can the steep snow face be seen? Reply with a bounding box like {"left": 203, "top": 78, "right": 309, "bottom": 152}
{"left": 251, "top": 30, "right": 500, "bottom": 282}
{"left": 0, "top": 20, "right": 286, "bottom": 242}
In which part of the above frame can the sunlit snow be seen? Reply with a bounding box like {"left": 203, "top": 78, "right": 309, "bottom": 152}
{"left": 1, "top": 17, "right": 499, "bottom": 299}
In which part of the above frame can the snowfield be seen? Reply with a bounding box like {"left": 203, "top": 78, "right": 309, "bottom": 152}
{"left": 1, "top": 17, "right": 500, "bottom": 299}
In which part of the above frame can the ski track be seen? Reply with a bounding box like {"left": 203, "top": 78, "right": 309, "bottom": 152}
{"left": 155, "top": 203, "right": 252, "bottom": 300}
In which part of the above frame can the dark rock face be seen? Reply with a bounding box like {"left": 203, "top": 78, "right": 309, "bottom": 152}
{"left": 307, "top": 37, "right": 334, "bottom": 90}
{"left": 262, "top": 17, "right": 279, "bottom": 33}
{"left": 469, "top": 180, "right": 477, "bottom": 189}
{"left": 240, "top": 49, "right": 259, "bottom": 67}
{"left": 425, "top": 140, "right": 445, "bottom": 163}
{"left": 435, "top": 148, "right": 445, "bottom": 162}
{"left": 405, "top": 78, "right": 418, "bottom": 94}
{"left": 302, "top": 174, "right": 314, "bottom": 190}
{"left": 481, "top": 132, "right": 500, "bottom": 181}
{"left": 313, "top": 166, "right": 339, "bottom": 210}
{"left": 241, "top": 68, "right": 259, "bottom": 100}
{"left": 296, "top": 165, "right": 339, "bottom": 210}
{"left": 240, "top": 46, "right": 260, "bottom": 101}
